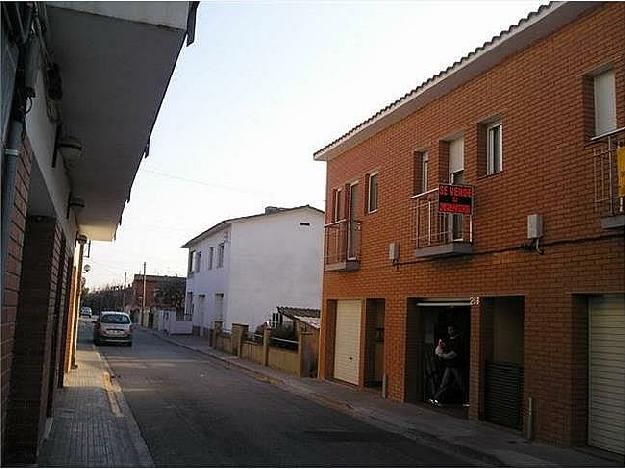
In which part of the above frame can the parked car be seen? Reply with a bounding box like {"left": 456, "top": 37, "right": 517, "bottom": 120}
{"left": 80, "top": 306, "right": 92, "bottom": 318}
{"left": 94, "top": 311, "right": 133, "bottom": 346}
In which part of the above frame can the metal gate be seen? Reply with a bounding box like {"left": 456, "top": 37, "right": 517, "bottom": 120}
{"left": 485, "top": 361, "right": 524, "bottom": 429}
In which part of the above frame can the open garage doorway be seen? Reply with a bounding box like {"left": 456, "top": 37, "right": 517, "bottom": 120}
{"left": 406, "top": 299, "right": 471, "bottom": 417}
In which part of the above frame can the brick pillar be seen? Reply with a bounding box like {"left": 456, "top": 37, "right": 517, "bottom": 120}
{"left": 318, "top": 299, "right": 336, "bottom": 379}
{"left": 231, "top": 323, "right": 248, "bottom": 357}
{"left": 298, "top": 332, "right": 314, "bottom": 378}
{"left": 4, "top": 216, "right": 61, "bottom": 464}
{"left": 469, "top": 300, "right": 490, "bottom": 420}
{"left": 362, "top": 299, "right": 379, "bottom": 387}
{"left": 1, "top": 140, "right": 32, "bottom": 458}
{"left": 212, "top": 320, "right": 222, "bottom": 348}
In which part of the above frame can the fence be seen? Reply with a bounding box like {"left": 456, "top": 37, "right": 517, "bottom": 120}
{"left": 211, "top": 321, "right": 317, "bottom": 378}
{"left": 158, "top": 309, "right": 193, "bottom": 335}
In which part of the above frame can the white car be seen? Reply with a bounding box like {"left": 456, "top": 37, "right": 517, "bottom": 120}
{"left": 94, "top": 311, "right": 133, "bottom": 346}
{"left": 80, "top": 306, "right": 92, "bottom": 318}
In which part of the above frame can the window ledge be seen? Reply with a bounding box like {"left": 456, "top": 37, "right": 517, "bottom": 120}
{"left": 477, "top": 170, "right": 504, "bottom": 181}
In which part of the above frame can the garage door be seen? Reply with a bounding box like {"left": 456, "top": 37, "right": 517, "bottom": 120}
{"left": 589, "top": 294, "right": 625, "bottom": 455}
{"left": 334, "top": 300, "right": 362, "bottom": 385}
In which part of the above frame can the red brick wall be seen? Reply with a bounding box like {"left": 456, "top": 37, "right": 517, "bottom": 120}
{"left": 321, "top": 3, "right": 625, "bottom": 446}
{"left": 1, "top": 141, "right": 32, "bottom": 456}
{"left": 4, "top": 216, "right": 62, "bottom": 464}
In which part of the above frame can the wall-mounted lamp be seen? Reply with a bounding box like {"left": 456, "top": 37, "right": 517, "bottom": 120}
{"left": 67, "top": 195, "right": 86, "bottom": 219}
{"left": 57, "top": 136, "right": 83, "bottom": 167}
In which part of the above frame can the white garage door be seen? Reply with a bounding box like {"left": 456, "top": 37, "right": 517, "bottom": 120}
{"left": 334, "top": 300, "right": 362, "bottom": 385}
{"left": 589, "top": 294, "right": 625, "bottom": 455}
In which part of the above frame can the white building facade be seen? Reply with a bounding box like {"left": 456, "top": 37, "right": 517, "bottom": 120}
{"left": 182, "top": 206, "right": 324, "bottom": 334}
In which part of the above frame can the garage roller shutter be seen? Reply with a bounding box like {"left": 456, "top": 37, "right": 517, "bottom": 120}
{"left": 589, "top": 294, "right": 625, "bottom": 456}
{"left": 334, "top": 300, "right": 362, "bottom": 385}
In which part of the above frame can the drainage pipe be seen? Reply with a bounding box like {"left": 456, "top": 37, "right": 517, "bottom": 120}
{"left": 381, "top": 374, "right": 388, "bottom": 398}
{"left": 1, "top": 121, "right": 24, "bottom": 296}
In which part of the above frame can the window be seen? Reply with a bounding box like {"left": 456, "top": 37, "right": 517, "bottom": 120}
{"left": 270, "top": 312, "right": 283, "bottom": 328}
{"left": 594, "top": 69, "right": 616, "bottom": 136}
{"left": 333, "top": 188, "right": 343, "bottom": 222}
{"left": 188, "top": 250, "right": 194, "bottom": 274}
{"left": 217, "top": 243, "right": 225, "bottom": 268}
{"left": 486, "top": 122, "right": 502, "bottom": 175}
{"left": 421, "top": 152, "right": 428, "bottom": 193}
{"left": 413, "top": 151, "right": 429, "bottom": 194}
{"left": 208, "top": 247, "right": 214, "bottom": 270}
{"left": 214, "top": 293, "right": 224, "bottom": 321}
{"left": 367, "top": 173, "right": 379, "bottom": 213}
{"left": 195, "top": 251, "right": 201, "bottom": 273}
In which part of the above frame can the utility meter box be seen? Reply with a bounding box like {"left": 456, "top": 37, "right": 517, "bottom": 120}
{"left": 527, "top": 214, "right": 544, "bottom": 239}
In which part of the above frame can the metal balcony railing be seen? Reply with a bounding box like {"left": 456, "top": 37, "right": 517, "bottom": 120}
{"left": 324, "top": 219, "right": 361, "bottom": 269}
{"left": 590, "top": 127, "right": 625, "bottom": 227}
{"left": 412, "top": 188, "right": 473, "bottom": 256}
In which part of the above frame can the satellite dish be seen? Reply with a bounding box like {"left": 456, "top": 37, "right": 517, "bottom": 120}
{"left": 83, "top": 264, "right": 91, "bottom": 273}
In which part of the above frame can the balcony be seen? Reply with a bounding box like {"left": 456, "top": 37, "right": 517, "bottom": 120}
{"left": 412, "top": 188, "right": 473, "bottom": 258}
{"left": 324, "top": 220, "right": 361, "bottom": 271}
{"left": 591, "top": 127, "right": 625, "bottom": 229}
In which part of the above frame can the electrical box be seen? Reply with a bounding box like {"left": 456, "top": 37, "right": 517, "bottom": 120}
{"left": 389, "top": 242, "right": 399, "bottom": 261}
{"left": 527, "top": 214, "right": 543, "bottom": 239}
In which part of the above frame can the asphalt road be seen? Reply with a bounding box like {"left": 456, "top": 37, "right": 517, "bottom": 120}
{"left": 96, "top": 325, "right": 474, "bottom": 467}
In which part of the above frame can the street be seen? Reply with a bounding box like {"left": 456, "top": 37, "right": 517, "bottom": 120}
{"left": 92, "top": 322, "right": 474, "bottom": 467}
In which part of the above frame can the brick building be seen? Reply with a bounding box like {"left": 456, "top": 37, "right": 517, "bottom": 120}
{"left": 128, "top": 274, "right": 186, "bottom": 326}
{"left": 1, "top": 3, "right": 197, "bottom": 464}
{"left": 315, "top": 2, "right": 624, "bottom": 455}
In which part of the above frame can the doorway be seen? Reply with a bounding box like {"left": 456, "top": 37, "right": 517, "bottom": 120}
{"left": 198, "top": 294, "right": 206, "bottom": 336}
{"left": 364, "top": 299, "right": 385, "bottom": 389}
{"left": 406, "top": 299, "right": 471, "bottom": 415}
{"left": 483, "top": 297, "right": 525, "bottom": 430}
{"left": 347, "top": 182, "right": 359, "bottom": 260}
{"left": 421, "top": 303, "right": 470, "bottom": 406}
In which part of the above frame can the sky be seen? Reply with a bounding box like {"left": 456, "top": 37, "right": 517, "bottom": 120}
{"left": 85, "top": 0, "right": 546, "bottom": 290}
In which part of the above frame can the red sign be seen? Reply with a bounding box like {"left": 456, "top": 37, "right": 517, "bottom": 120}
{"left": 438, "top": 184, "right": 473, "bottom": 214}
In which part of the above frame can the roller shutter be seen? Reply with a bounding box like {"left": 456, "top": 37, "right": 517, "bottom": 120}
{"left": 588, "top": 294, "right": 625, "bottom": 455}
{"left": 334, "top": 300, "right": 362, "bottom": 385}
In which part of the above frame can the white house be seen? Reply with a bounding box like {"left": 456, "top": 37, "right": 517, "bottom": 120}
{"left": 182, "top": 205, "right": 324, "bottom": 334}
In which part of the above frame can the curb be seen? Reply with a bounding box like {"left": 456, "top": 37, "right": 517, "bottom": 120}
{"left": 144, "top": 328, "right": 504, "bottom": 467}
{"left": 98, "top": 345, "right": 155, "bottom": 468}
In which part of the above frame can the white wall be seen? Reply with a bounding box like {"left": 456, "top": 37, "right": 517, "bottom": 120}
{"left": 47, "top": 2, "right": 190, "bottom": 31}
{"left": 184, "top": 226, "right": 231, "bottom": 330}
{"left": 227, "top": 208, "right": 324, "bottom": 330}
{"left": 25, "top": 58, "right": 78, "bottom": 250}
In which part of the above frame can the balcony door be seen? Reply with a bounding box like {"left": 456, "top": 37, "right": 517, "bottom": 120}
{"left": 449, "top": 137, "right": 465, "bottom": 241}
{"left": 348, "top": 182, "right": 359, "bottom": 260}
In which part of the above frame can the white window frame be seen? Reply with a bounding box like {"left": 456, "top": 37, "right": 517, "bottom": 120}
{"left": 593, "top": 69, "right": 617, "bottom": 137}
{"left": 195, "top": 251, "right": 201, "bottom": 273}
{"left": 188, "top": 250, "right": 195, "bottom": 274}
{"left": 421, "top": 152, "right": 429, "bottom": 194}
{"left": 367, "top": 172, "right": 379, "bottom": 213}
{"left": 486, "top": 122, "right": 502, "bottom": 175}
{"left": 333, "top": 187, "right": 343, "bottom": 222}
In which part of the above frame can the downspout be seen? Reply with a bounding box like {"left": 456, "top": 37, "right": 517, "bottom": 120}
{"left": 1, "top": 122, "right": 23, "bottom": 294}
{"left": 1, "top": 20, "right": 35, "bottom": 298}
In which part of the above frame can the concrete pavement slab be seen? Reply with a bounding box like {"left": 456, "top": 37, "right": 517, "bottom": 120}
{"left": 37, "top": 321, "right": 153, "bottom": 467}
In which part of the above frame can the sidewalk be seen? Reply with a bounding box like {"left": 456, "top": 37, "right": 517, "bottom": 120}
{"left": 147, "top": 328, "right": 620, "bottom": 468}
{"left": 38, "top": 328, "right": 153, "bottom": 467}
